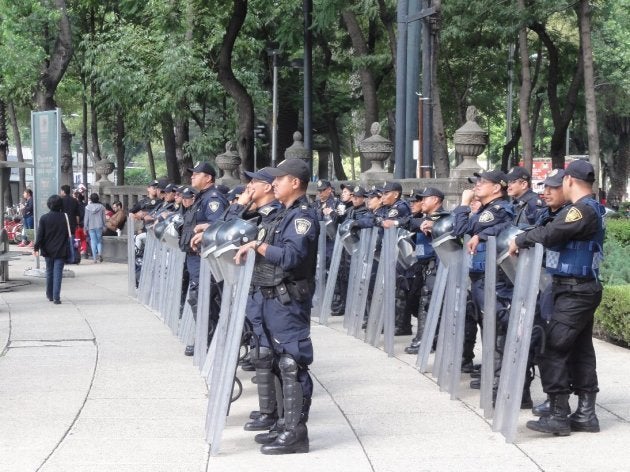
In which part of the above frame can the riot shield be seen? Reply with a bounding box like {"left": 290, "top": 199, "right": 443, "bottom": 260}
{"left": 193, "top": 258, "right": 213, "bottom": 368}
{"left": 480, "top": 236, "right": 497, "bottom": 418}
{"left": 319, "top": 229, "right": 344, "bottom": 325}
{"left": 381, "top": 227, "right": 398, "bottom": 356}
{"left": 127, "top": 213, "right": 136, "bottom": 296}
{"left": 178, "top": 288, "right": 196, "bottom": 346}
{"left": 311, "top": 221, "right": 327, "bottom": 317}
{"left": 346, "top": 228, "right": 378, "bottom": 338}
{"left": 492, "top": 243, "right": 544, "bottom": 443}
{"left": 162, "top": 247, "right": 186, "bottom": 334}
{"left": 137, "top": 231, "right": 157, "bottom": 306}
{"left": 364, "top": 254, "right": 384, "bottom": 346}
{"left": 204, "top": 250, "right": 256, "bottom": 456}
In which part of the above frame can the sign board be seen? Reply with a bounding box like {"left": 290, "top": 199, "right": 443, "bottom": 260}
{"left": 31, "top": 109, "right": 61, "bottom": 228}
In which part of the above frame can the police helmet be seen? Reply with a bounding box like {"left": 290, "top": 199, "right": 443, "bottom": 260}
{"left": 338, "top": 219, "right": 360, "bottom": 254}
{"left": 162, "top": 213, "right": 184, "bottom": 248}
{"left": 213, "top": 218, "right": 259, "bottom": 259}
{"left": 396, "top": 229, "right": 416, "bottom": 269}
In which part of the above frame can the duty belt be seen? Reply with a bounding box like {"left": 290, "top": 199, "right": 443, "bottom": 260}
{"left": 552, "top": 276, "right": 594, "bottom": 285}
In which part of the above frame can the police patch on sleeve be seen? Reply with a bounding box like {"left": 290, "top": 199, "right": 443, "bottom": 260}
{"left": 565, "top": 207, "right": 582, "bottom": 223}
{"left": 208, "top": 201, "right": 220, "bottom": 213}
{"left": 387, "top": 209, "right": 399, "bottom": 217}
{"left": 479, "top": 210, "right": 494, "bottom": 223}
{"left": 259, "top": 206, "right": 272, "bottom": 216}
{"left": 257, "top": 228, "right": 266, "bottom": 241}
{"left": 294, "top": 218, "right": 312, "bottom": 235}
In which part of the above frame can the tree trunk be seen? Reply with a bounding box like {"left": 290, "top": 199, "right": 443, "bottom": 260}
{"left": 327, "top": 116, "right": 347, "bottom": 180}
{"left": 216, "top": 0, "right": 254, "bottom": 173}
{"left": 114, "top": 109, "right": 125, "bottom": 185}
{"left": 604, "top": 116, "right": 630, "bottom": 208}
{"left": 501, "top": 123, "right": 522, "bottom": 172}
{"left": 34, "top": 0, "right": 74, "bottom": 187}
{"left": 81, "top": 86, "right": 89, "bottom": 186}
{"left": 0, "top": 99, "right": 10, "bottom": 206}
{"left": 430, "top": 1, "right": 449, "bottom": 177}
{"left": 174, "top": 115, "right": 189, "bottom": 184}
{"left": 517, "top": 0, "right": 533, "bottom": 174}
{"left": 342, "top": 10, "right": 379, "bottom": 137}
{"left": 89, "top": 80, "right": 102, "bottom": 163}
{"left": 377, "top": 0, "right": 397, "bottom": 68}
{"left": 578, "top": 0, "right": 601, "bottom": 191}
{"left": 146, "top": 141, "right": 157, "bottom": 181}
{"left": 8, "top": 102, "right": 26, "bottom": 192}
{"left": 161, "top": 113, "right": 179, "bottom": 181}
{"left": 530, "top": 21, "right": 584, "bottom": 169}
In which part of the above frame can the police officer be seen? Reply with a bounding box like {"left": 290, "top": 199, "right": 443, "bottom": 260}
{"left": 129, "top": 180, "right": 162, "bottom": 223}
{"left": 227, "top": 168, "right": 285, "bottom": 431}
{"left": 509, "top": 160, "right": 605, "bottom": 436}
{"left": 234, "top": 159, "right": 319, "bottom": 455}
{"left": 506, "top": 167, "right": 545, "bottom": 226}
{"left": 180, "top": 162, "right": 229, "bottom": 356}
{"left": 404, "top": 187, "right": 446, "bottom": 354}
{"left": 453, "top": 170, "right": 514, "bottom": 384}
{"left": 315, "top": 179, "right": 338, "bottom": 267}
{"left": 375, "top": 182, "right": 412, "bottom": 335}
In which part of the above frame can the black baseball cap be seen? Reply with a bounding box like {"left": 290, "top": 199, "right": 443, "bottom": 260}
{"left": 416, "top": 187, "right": 445, "bottom": 199}
{"left": 351, "top": 185, "right": 367, "bottom": 198}
{"left": 316, "top": 179, "right": 332, "bottom": 191}
{"left": 266, "top": 159, "right": 311, "bottom": 183}
{"left": 565, "top": 160, "right": 595, "bottom": 183}
{"left": 506, "top": 166, "right": 531, "bottom": 182}
{"left": 187, "top": 162, "right": 217, "bottom": 177}
{"left": 226, "top": 184, "right": 246, "bottom": 200}
{"left": 244, "top": 167, "right": 275, "bottom": 184}
{"left": 180, "top": 186, "right": 199, "bottom": 199}
{"left": 163, "top": 183, "right": 177, "bottom": 193}
{"left": 540, "top": 169, "right": 565, "bottom": 188}
{"left": 379, "top": 181, "right": 403, "bottom": 193}
{"left": 470, "top": 170, "right": 508, "bottom": 188}
{"left": 148, "top": 179, "right": 160, "bottom": 188}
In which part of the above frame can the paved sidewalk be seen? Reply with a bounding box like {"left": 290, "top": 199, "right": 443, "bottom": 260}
{"left": 1, "top": 251, "right": 628, "bottom": 471}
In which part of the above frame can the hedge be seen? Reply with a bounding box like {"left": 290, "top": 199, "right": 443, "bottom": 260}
{"left": 595, "top": 285, "right": 630, "bottom": 347}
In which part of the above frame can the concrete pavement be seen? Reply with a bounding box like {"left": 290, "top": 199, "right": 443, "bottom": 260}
{"left": 1, "top": 250, "right": 629, "bottom": 471}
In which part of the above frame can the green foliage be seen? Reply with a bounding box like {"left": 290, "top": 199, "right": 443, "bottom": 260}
{"left": 595, "top": 285, "right": 630, "bottom": 347}
{"left": 124, "top": 167, "right": 151, "bottom": 186}
{"left": 606, "top": 218, "right": 630, "bottom": 246}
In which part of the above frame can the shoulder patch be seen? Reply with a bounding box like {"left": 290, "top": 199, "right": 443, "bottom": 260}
{"left": 257, "top": 228, "right": 266, "bottom": 241}
{"left": 259, "top": 206, "right": 273, "bottom": 216}
{"left": 208, "top": 201, "right": 220, "bottom": 213}
{"left": 294, "top": 218, "right": 312, "bottom": 235}
{"left": 387, "top": 208, "right": 399, "bottom": 217}
{"left": 479, "top": 210, "right": 494, "bottom": 223}
{"left": 565, "top": 207, "right": 583, "bottom": 223}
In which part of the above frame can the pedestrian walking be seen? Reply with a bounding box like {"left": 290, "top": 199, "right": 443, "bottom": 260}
{"left": 33, "top": 195, "right": 68, "bottom": 304}
{"left": 84, "top": 193, "right": 107, "bottom": 263}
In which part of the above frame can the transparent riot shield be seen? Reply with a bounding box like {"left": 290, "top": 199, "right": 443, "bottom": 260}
{"left": 312, "top": 221, "right": 327, "bottom": 317}
{"left": 318, "top": 229, "right": 344, "bottom": 325}
{"left": 364, "top": 254, "right": 384, "bottom": 346}
{"left": 178, "top": 287, "right": 196, "bottom": 347}
{"left": 162, "top": 247, "right": 186, "bottom": 334}
{"left": 480, "top": 236, "right": 497, "bottom": 418}
{"left": 127, "top": 214, "right": 136, "bottom": 296}
{"left": 193, "top": 258, "right": 213, "bottom": 368}
{"left": 381, "top": 227, "right": 398, "bottom": 356}
{"left": 137, "top": 231, "right": 157, "bottom": 306}
{"left": 492, "top": 243, "right": 544, "bottom": 443}
{"left": 347, "top": 228, "right": 378, "bottom": 338}
{"left": 204, "top": 250, "right": 255, "bottom": 456}
{"left": 415, "top": 263, "right": 448, "bottom": 372}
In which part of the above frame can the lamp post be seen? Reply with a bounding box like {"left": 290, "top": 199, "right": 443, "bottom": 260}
{"left": 266, "top": 46, "right": 281, "bottom": 167}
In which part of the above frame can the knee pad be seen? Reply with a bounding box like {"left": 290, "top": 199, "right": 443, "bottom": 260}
{"left": 278, "top": 354, "right": 298, "bottom": 377}
{"left": 251, "top": 346, "right": 274, "bottom": 369}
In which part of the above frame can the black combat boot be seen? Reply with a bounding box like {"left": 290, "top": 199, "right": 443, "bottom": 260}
{"left": 184, "top": 345, "right": 194, "bottom": 356}
{"left": 569, "top": 392, "right": 600, "bottom": 433}
{"left": 526, "top": 393, "right": 571, "bottom": 436}
{"left": 532, "top": 397, "right": 551, "bottom": 416}
{"left": 246, "top": 351, "right": 278, "bottom": 431}
{"left": 404, "top": 335, "right": 421, "bottom": 354}
{"left": 521, "top": 367, "right": 534, "bottom": 409}
{"left": 260, "top": 355, "right": 309, "bottom": 454}
{"left": 255, "top": 418, "right": 285, "bottom": 445}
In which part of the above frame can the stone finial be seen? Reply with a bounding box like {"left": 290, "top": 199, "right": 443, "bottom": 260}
{"left": 215, "top": 140, "right": 242, "bottom": 183}
{"left": 284, "top": 131, "right": 310, "bottom": 162}
{"left": 450, "top": 105, "right": 487, "bottom": 178}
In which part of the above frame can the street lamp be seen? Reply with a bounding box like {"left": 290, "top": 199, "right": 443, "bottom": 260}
{"left": 266, "top": 45, "right": 281, "bottom": 167}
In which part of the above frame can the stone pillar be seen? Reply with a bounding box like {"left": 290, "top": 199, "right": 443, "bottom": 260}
{"left": 450, "top": 106, "right": 487, "bottom": 179}
{"left": 358, "top": 122, "right": 393, "bottom": 185}
{"left": 215, "top": 141, "right": 242, "bottom": 187}
{"left": 284, "top": 131, "right": 311, "bottom": 164}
